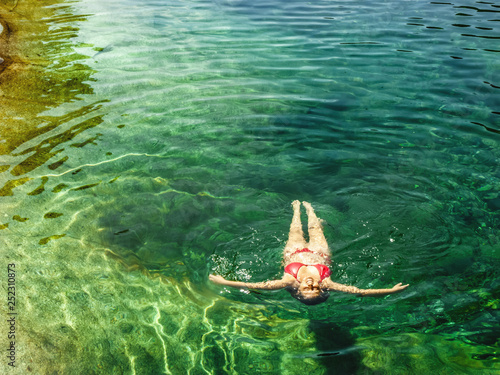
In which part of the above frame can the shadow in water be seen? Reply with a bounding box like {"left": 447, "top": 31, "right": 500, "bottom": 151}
{"left": 308, "top": 320, "right": 365, "bottom": 375}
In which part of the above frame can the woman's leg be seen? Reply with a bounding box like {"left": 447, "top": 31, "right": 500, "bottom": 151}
{"left": 283, "top": 200, "right": 306, "bottom": 258}
{"left": 303, "top": 201, "right": 330, "bottom": 255}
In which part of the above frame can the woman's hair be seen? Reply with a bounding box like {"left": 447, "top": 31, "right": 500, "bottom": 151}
{"left": 290, "top": 290, "right": 330, "bottom": 305}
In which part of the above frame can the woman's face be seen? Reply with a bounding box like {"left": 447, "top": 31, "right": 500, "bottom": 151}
{"left": 298, "top": 276, "right": 321, "bottom": 298}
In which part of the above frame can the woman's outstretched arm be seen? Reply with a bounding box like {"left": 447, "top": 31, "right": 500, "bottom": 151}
{"left": 209, "top": 274, "right": 293, "bottom": 290}
{"left": 322, "top": 280, "right": 409, "bottom": 296}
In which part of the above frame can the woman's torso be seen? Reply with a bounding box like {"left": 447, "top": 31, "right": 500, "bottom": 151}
{"left": 284, "top": 248, "right": 331, "bottom": 267}
{"left": 282, "top": 248, "right": 332, "bottom": 282}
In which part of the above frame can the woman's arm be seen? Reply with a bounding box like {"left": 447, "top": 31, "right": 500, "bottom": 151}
{"left": 322, "top": 280, "right": 409, "bottom": 297}
{"left": 209, "top": 274, "right": 292, "bottom": 290}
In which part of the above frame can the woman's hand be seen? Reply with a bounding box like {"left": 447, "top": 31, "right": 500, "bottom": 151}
{"left": 390, "top": 282, "right": 409, "bottom": 293}
{"left": 209, "top": 274, "right": 227, "bottom": 284}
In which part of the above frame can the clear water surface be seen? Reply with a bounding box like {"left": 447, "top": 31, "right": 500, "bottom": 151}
{"left": 0, "top": 0, "right": 499, "bottom": 373}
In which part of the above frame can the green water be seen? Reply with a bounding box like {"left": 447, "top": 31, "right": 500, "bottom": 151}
{"left": 1, "top": 0, "right": 499, "bottom": 373}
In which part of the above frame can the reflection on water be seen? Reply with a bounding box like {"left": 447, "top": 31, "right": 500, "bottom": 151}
{"left": 1, "top": 0, "right": 499, "bottom": 374}
{"left": 0, "top": 0, "right": 102, "bottom": 198}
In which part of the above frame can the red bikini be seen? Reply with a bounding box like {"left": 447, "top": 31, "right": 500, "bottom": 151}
{"left": 284, "top": 249, "right": 331, "bottom": 281}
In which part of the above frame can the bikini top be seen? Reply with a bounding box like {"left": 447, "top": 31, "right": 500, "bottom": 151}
{"left": 284, "top": 262, "right": 331, "bottom": 281}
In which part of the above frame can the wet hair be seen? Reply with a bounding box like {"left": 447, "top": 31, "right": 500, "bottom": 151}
{"left": 289, "top": 289, "right": 330, "bottom": 305}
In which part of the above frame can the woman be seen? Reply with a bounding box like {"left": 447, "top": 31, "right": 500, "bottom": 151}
{"left": 209, "top": 201, "right": 409, "bottom": 305}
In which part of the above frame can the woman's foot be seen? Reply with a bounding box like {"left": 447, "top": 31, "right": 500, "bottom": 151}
{"left": 302, "top": 201, "right": 313, "bottom": 212}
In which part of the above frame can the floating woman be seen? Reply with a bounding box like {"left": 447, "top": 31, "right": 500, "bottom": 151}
{"left": 209, "top": 200, "right": 409, "bottom": 305}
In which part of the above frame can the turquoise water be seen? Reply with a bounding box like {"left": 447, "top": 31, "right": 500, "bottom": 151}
{"left": 1, "top": 0, "right": 499, "bottom": 373}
